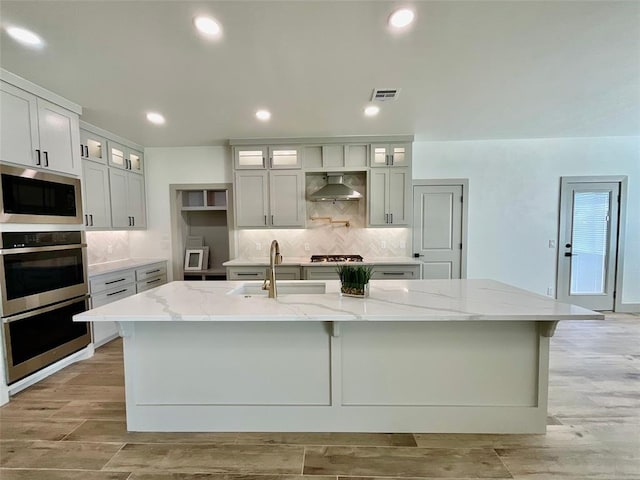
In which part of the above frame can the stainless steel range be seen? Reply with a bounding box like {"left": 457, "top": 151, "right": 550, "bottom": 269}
{"left": 310, "top": 255, "right": 364, "bottom": 263}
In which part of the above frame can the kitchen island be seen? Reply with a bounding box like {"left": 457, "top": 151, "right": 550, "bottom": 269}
{"left": 74, "top": 279, "right": 602, "bottom": 433}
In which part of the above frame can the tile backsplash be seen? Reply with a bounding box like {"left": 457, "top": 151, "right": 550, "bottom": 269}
{"left": 237, "top": 227, "right": 410, "bottom": 258}
{"left": 238, "top": 172, "right": 410, "bottom": 258}
{"left": 86, "top": 231, "right": 130, "bottom": 265}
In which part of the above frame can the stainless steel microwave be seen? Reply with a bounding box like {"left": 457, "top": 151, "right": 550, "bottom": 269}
{"left": 0, "top": 163, "right": 83, "bottom": 224}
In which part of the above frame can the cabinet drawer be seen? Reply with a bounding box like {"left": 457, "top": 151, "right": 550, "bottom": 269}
{"left": 136, "top": 274, "right": 167, "bottom": 293}
{"left": 90, "top": 270, "right": 136, "bottom": 294}
{"left": 303, "top": 266, "right": 339, "bottom": 280}
{"left": 91, "top": 284, "right": 136, "bottom": 307}
{"left": 371, "top": 265, "right": 421, "bottom": 279}
{"left": 227, "top": 267, "right": 267, "bottom": 280}
{"left": 136, "top": 262, "right": 167, "bottom": 282}
{"left": 275, "top": 266, "right": 301, "bottom": 280}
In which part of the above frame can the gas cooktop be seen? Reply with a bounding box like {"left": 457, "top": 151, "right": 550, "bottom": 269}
{"left": 310, "top": 255, "right": 364, "bottom": 263}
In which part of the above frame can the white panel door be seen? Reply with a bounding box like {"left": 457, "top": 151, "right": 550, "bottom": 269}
{"left": 109, "top": 168, "right": 129, "bottom": 228}
{"left": 412, "top": 185, "right": 463, "bottom": 279}
{"left": 557, "top": 181, "right": 619, "bottom": 310}
{"left": 127, "top": 172, "right": 146, "bottom": 228}
{"left": 82, "top": 161, "right": 111, "bottom": 228}
{"left": 235, "top": 171, "right": 269, "bottom": 227}
{"left": 270, "top": 170, "right": 304, "bottom": 227}
{"left": 36, "top": 98, "right": 80, "bottom": 175}
{"left": 0, "top": 82, "right": 39, "bottom": 167}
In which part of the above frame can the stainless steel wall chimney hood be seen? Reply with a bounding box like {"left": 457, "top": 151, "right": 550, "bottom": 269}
{"left": 309, "top": 173, "right": 362, "bottom": 201}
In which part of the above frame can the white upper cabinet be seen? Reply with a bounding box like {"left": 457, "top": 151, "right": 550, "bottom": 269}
{"left": 234, "top": 145, "right": 301, "bottom": 169}
{"left": 0, "top": 82, "right": 39, "bottom": 167}
{"left": 80, "top": 129, "right": 107, "bottom": 164}
{"left": 109, "top": 169, "right": 146, "bottom": 229}
{"left": 0, "top": 81, "right": 80, "bottom": 176}
{"left": 234, "top": 170, "right": 305, "bottom": 228}
{"left": 128, "top": 149, "right": 144, "bottom": 174}
{"left": 368, "top": 167, "right": 410, "bottom": 226}
{"left": 370, "top": 143, "right": 411, "bottom": 168}
{"left": 269, "top": 170, "right": 305, "bottom": 226}
{"left": 108, "top": 140, "right": 127, "bottom": 169}
{"left": 82, "top": 160, "right": 111, "bottom": 228}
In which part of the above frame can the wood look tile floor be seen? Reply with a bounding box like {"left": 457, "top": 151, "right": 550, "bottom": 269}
{"left": 1, "top": 313, "right": 638, "bottom": 479}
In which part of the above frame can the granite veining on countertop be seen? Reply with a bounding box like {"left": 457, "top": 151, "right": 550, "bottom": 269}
{"left": 88, "top": 258, "right": 168, "bottom": 277}
{"left": 75, "top": 279, "right": 603, "bottom": 323}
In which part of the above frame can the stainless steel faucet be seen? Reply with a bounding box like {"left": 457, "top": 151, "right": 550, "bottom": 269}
{"left": 262, "top": 240, "right": 282, "bottom": 298}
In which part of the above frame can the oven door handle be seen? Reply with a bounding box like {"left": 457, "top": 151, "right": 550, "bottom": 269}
{"left": 2, "top": 294, "right": 90, "bottom": 324}
{"left": 0, "top": 243, "right": 87, "bottom": 255}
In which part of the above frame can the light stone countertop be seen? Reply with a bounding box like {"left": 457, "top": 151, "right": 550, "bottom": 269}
{"left": 74, "top": 279, "right": 603, "bottom": 323}
{"left": 88, "top": 258, "right": 168, "bottom": 278}
{"left": 223, "top": 256, "right": 422, "bottom": 267}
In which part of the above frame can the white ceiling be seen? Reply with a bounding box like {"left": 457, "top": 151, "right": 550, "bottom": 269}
{"left": 1, "top": 1, "right": 638, "bottom": 147}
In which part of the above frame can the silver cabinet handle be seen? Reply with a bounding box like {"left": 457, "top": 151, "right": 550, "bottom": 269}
{"left": 271, "top": 214, "right": 274, "bottom": 225}
{"left": 43, "top": 151, "right": 49, "bottom": 167}
{"left": 146, "top": 278, "right": 162, "bottom": 284}
{"left": 105, "top": 278, "right": 126, "bottom": 285}
{"left": 85, "top": 145, "right": 89, "bottom": 158}
{"left": 385, "top": 213, "right": 388, "bottom": 223}
{"left": 383, "top": 272, "right": 404, "bottom": 276}
{"left": 237, "top": 273, "right": 259, "bottom": 276}
{"left": 85, "top": 214, "right": 89, "bottom": 226}
{"left": 262, "top": 157, "right": 266, "bottom": 168}
{"left": 264, "top": 215, "right": 267, "bottom": 226}
{"left": 270, "top": 157, "right": 273, "bottom": 168}
{"left": 145, "top": 269, "right": 161, "bottom": 275}
{"left": 89, "top": 214, "right": 93, "bottom": 226}
{"left": 35, "top": 149, "right": 41, "bottom": 165}
{"left": 132, "top": 216, "right": 135, "bottom": 227}
{"left": 390, "top": 213, "right": 393, "bottom": 224}
{"left": 81, "top": 145, "right": 85, "bottom": 157}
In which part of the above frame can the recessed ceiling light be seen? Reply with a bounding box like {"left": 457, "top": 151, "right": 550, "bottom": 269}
{"left": 146, "top": 112, "right": 166, "bottom": 125}
{"left": 389, "top": 8, "right": 415, "bottom": 28}
{"left": 5, "top": 26, "right": 44, "bottom": 48}
{"left": 194, "top": 16, "right": 222, "bottom": 38}
{"left": 256, "top": 110, "right": 271, "bottom": 121}
{"left": 364, "top": 105, "right": 380, "bottom": 117}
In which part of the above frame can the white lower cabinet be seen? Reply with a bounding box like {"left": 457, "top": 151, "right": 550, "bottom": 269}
{"left": 226, "top": 266, "right": 267, "bottom": 280}
{"left": 89, "top": 261, "right": 167, "bottom": 346}
{"left": 303, "top": 263, "right": 421, "bottom": 280}
{"left": 109, "top": 169, "right": 146, "bottom": 229}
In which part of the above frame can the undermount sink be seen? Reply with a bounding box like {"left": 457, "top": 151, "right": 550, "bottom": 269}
{"left": 228, "top": 282, "right": 327, "bottom": 296}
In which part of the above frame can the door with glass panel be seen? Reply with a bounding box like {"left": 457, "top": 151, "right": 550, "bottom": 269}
{"left": 557, "top": 180, "right": 620, "bottom": 310}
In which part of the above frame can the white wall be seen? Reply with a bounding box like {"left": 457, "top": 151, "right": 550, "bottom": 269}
{"left": 129, "top": 146, "right": 231, "bottom": 272}
{"left": 413, "top": 136, "right": 640, "bottom": 306}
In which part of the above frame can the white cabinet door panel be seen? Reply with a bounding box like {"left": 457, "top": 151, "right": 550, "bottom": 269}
{"left": 0, "top": 83, "right": 39, "bottom": 167}
{"left": 109, "top": 169, "right": 129, "bottom": 228}
{"left": 368, "top": 170, "right": 388, "bottom": 226}
{"left": 36, "top": 98, "right": 80, "bottom": 175}
{"left": 270, "top": 171, "right": 304, "bottom": 227}
{"left": 82, "top": 161, "right": 111, "bottom": 228}
{"left": 388, "top": 168, "right": 410, "bottom": 225}
{"left": 127, "top": 172, "right": 146, "bottom": 228}
{"left": 235, "top": 171, "right": 269, "bottom": 227}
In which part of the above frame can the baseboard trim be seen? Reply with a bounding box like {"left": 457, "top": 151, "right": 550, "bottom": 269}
{"left": 7, "top": 344, "right": 95, "bottom": 397}
{"left": 617, "top": 303, "right": 640, "bottom": 314}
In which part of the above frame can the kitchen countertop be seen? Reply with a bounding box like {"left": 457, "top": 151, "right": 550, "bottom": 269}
{"left": 88, "top": 258, "right": 168, "bottom": 277}
{"left": 74, "top": 279, "right": 602, "bottom": 323}
{"left": 223, "top": 256, "right": 422, "bottom": 267}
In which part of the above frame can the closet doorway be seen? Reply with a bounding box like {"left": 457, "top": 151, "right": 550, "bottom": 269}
{"left": 170, "top": 183, "right": 234, "bottom": 281}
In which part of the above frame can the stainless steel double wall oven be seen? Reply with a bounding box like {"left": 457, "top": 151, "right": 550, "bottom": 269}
{"left": 0, "top": 231, "right": 90, "bottom": 384}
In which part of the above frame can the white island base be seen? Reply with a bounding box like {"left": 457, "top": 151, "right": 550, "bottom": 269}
{"left": 76, "top": 279, "right": 601, "bottom": 434}
{"left": 121, "top": 319, "right": 553, "bottom": 433}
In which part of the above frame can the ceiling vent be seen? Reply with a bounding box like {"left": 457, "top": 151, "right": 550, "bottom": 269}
{"left": 371, "top": 88, "right": 400, "bottom": 102}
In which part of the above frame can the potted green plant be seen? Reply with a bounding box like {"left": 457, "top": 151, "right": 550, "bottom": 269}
{"left": 336, "top": 264, "right": 373, "bottom": 297}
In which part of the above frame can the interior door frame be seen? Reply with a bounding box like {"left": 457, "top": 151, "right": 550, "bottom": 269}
{"left": 556, "top": 176, "right": 629, "bottom": 312}
{"left": 412, "top": 179, "right": 469, "bottom": 279}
